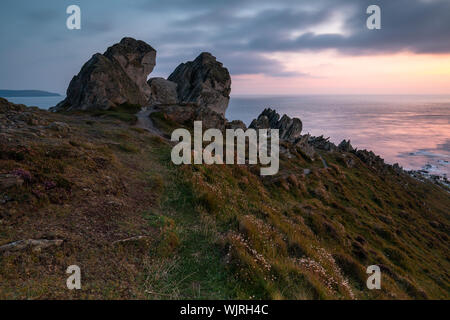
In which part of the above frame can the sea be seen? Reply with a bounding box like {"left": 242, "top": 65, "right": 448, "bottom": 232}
{"left": 5, "top": 95, "right": 450, "bottom": 176}
{"left": 227, "top": 95, "right": 450, "bottom": 177}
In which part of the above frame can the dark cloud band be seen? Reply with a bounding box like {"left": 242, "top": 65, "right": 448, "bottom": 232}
{"left": 0, "top": 0, "right": 449, "bottom": 92}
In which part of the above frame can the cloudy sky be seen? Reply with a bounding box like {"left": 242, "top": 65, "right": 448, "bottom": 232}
{"left": 1, "top": 0, "right": 450, "bottom": 95}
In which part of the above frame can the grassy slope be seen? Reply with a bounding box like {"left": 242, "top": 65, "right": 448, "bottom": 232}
{"left": 0, "top": 106, "right": 448, "bottom": 299}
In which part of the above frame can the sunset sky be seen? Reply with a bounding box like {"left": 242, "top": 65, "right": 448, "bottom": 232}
{"left": 1, "top": 0, "right": 450, "bottom": 95}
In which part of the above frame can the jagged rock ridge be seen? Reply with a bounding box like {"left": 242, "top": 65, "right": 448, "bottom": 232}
{"left": 250, "top": 108, "right": 303, "bottom": 142}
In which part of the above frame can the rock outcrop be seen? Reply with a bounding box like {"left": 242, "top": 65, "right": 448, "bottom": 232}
{"left": 226, "top": 120, "right": 247, "bottom": 131}
{"left": 158, "top": 103, "right": 226, "bottom": 130}
{"left": 151, "top": 52, "right": 232, "bottom": 130}
{"left": 168, "top": 52, "right": 231, "bottom": 116}
{"left": 0, "top": 98, "right": 26, "bottom": 113}
{"left": 147, "top": 78, "right": 179, "bottom": 106}
{"left": 308, "top": 135, "right": 337, "bottom": 152}
{"left": 0, "top": 98, "right": 49, "bottom": 129}
{"left": 52, "top": 37, "right": 156, "bottom": 112}
{"left": 338, "top": 139, "right": 354, "bottom": 152}
{"left": 355, "top": 149, "right": 385, "bottom": 168}
{"left": 51, "top": 40, "right": 233, "bottom": 132}
{"left": 249, "top": 108, "right": 302, "bottom": 142}
{"left": 294, "top": 134, "right": 316, "bottom": 159}
{"left": 0, "top": 239, "right": 64, "bottom": 255}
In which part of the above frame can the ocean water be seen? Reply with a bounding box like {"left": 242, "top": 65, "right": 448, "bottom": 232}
{"left": 227, "top": 95, "right": 450, "bottom": 176}
{"left": 4, "top": 95, "right": 450, "bottom": 176}
{"left": 4, "top": 96, "right": 62, "bottom": 110}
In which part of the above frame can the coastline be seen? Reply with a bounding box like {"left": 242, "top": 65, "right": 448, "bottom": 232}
{"left": 4, "top": 94, "right": 450, "bottom": 180}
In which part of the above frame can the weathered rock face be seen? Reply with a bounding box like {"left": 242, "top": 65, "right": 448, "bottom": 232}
{"left": 147, "top": 78, "right": 179, "bottom": 106}
{"left": 104, "top": 38, "right": 156, "bottom": 98}
{"left": 250, "top": 108, "right": 280, "bottom": 129}
{"left": 52, "top": 37, "right": 156, "bottom": 112}
{"left": 168, "top": 52, "right": 231, "bottom": 116}
{"left": 158, "top": 103, "right": 226, "bottom": 130}
{"left": 250, "top": 108, "right": 302, "bottom": 142}
{"left": 226, "top": 120, "right": 247, "bottom": 131}
{"left": 278, "top": 115, "right": 303, "bottom": 141}
{"left": 153, "top": 52, "right": 231, "bottom": 130}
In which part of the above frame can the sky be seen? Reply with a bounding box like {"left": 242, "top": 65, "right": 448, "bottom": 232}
{"left": 1, "top": 0, "right": 450, "bottom": 95}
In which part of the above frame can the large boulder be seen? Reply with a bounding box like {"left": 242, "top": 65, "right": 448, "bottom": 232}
{"left": 250, "top": 108, "right": 302, "bottom": 142}
{"left": 168, "top": 52, "right": 231, "bottom": 116}
{"left": 104, "top": 37, "right": 156, "bottom": 98}
{"left": 52, "top": 37, "right": 156, "bottom": 112}
{"left": 147, "top": 78, "right": 179, "bottom": 106}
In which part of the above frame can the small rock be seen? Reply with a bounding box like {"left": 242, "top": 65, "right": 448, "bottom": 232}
{"left": 48, "top": 121, "right": 71, "bottom": 133}
{"left": 113, "top": 235, "right": 150, "bottom": 245}
{"left": 0, "top": 174, "right": 24, "bottom": 190}
{"left": 0, "top": 239, "right": 64, "bottom": 255}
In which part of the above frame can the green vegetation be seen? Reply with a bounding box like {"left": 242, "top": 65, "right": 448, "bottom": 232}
{"left": 149, "top": 111, "right": 180, "bottom": 135}
{"left": 0, "top": 105, "right": 448, "bottom": 299}
{"left": 64, "top": 103, "right": 142, "bottom": 124}
{"left": 92, "top": 103, "right": 142, "bottom": 124}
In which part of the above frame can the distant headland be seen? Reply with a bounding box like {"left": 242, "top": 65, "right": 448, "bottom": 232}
{"left": 0, "top": 90, "right": 60, "bottom": 97}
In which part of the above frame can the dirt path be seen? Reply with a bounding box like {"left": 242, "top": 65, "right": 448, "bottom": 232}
{"left": 318, "top": 154, "right": 329, "bottom": 169}
{"left": 136, "top": 106, "right": 162, "bottom": 136}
